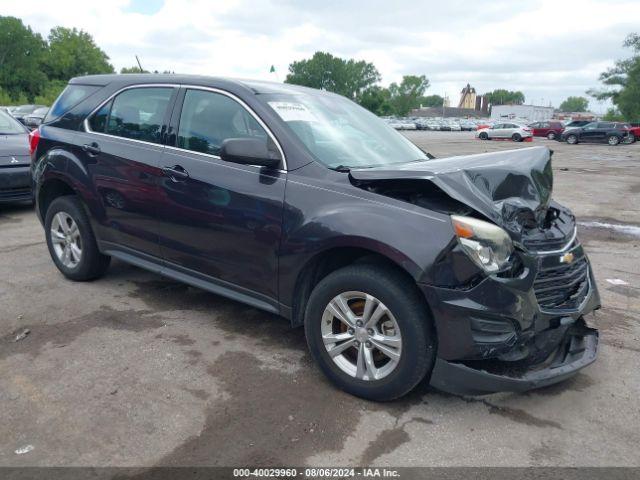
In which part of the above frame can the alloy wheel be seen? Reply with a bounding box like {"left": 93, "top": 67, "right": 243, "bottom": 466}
{"left": 608, "top": 136, "right": 619, "bottom": 145}
{"left": 50, "top": 212, "right": 83, "bottom": 269}
{"left": 321, "top": 291, "right": 402, "bottom": 381}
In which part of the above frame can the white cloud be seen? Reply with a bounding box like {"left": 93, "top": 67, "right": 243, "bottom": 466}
{"left": 3, "top": 0, "right": 637, "bottom": 111}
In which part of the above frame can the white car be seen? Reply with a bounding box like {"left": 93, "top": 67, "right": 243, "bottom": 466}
{"left": 476, "top": 122, "right": 533, "bottom": 142}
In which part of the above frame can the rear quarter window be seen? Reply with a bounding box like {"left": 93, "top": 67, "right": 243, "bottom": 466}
{"left": 45, "top": 84, "right": 102, "bottom": 123}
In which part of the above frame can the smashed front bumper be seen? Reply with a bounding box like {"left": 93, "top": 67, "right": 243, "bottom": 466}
{"left": 430, "top": 321, "right": 598, "bottom": 395}
{"left": 419, "top": 243, "right": 601, "bottom": 395}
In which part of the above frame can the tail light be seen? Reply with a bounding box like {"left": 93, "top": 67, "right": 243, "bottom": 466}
{"left": 29, "top": 128, "right": 40, "bottom": 158}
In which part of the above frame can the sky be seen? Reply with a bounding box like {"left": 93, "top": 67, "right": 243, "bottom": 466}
{"left": 4, "top": 0, "right": 638, "bottom": 112}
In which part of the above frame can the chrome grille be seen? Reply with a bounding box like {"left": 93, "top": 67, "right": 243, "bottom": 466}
{"left": 534, "top": 257, "right": 589, "bottom": 310}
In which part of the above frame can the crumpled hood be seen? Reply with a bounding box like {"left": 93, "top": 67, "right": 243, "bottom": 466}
{"left": 349, "top": 146, "right": 553, "bottom": 242}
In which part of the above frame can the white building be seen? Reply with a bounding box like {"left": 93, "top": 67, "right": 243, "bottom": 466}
{"left": 490, "top": 104, "right": 555, "bottom": 122}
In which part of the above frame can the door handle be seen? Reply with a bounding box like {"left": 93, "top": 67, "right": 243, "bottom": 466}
{"left": 162, "top": 165, "right": 190, "bottom": 181}
{"left": 82, "top": 143, "right": 101, "bottom": 155}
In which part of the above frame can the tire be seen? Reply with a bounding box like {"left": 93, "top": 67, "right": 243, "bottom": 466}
{"left": 566, "top": 134, "right": 578, "bottom": 145}
{"left": 45, "top": 195, "right": 111, "bottom": 281}
{"left": 479, "top": 132, "right": 489, "bottom": 140}
{"left": 607, "top": 135, "right": 620, "bottom": 146}
{"left": 304, "top": 263, "right": 436, "bottom": 401}
{"left": 547, "top": 132, "right": 556, "bottom": 140}
{"left": 512, "top": 133, "right": 522, "bottom": 142}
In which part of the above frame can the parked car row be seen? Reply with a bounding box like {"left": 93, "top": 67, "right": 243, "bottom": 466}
{"left": 382, "top": 117, "right": 480, "bottom": 131}
{"left": 0, "top": 104, "right": 49, "bottom": 130}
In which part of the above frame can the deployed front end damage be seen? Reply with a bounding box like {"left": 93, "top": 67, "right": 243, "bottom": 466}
{"left": 350, "top": 146, "right": 600, "bottom": 395}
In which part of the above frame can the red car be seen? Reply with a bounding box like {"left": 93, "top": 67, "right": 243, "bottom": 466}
{"left": 625, "top": 124, "right": 639, "bottom": 142}
{"left": 528, "top": 121, "right": 565, "bottom": 140}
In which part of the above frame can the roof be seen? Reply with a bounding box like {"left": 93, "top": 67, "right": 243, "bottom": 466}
{"left": 69, "top": 73, "right": 327, "bottom": 96}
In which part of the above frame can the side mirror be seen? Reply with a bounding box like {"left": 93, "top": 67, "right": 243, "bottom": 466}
{"left": 220, "top": 138, "right": 280, "bottom": 168}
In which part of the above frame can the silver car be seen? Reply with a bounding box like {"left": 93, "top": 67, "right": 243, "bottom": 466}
{"left": 476, "top": 122, "right": 533, "bottom": 142}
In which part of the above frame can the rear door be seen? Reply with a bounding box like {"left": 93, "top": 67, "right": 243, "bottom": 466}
{"left": 75, "top": 85, "right": 177, "bottom": 257}
{"left": 579, "top": 123, "right": 599, "bottom": 142}
{"left": 490, "top": 123, "right": 505, "bottom": 138}
{"left": 155, "top": 86, "right": 286, "bottom": 303}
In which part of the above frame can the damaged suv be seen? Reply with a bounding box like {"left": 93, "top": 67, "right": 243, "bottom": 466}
{"left": 32, "top": 75, "right": 600, "bottom": 400}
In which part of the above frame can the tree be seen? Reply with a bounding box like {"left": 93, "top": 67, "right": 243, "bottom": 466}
{"left": 359, "top": 86, "right": 393, "bottom": 116}
{"left": 120, "top": 66, "right": 150, "bottom": 74}
{"left": 419, "top": 94, "right": 444, "bottom": 108}
{"left": 602, "top": 108, "right": 625, "bottom": 121}
{"left": 33, "top": 80, "right": 67, "bottom": 105}
{"left": 285, "top": 52, "right": 380, "bottom": 100}
{"left": 44, "top": 27, "right": 114, "bottom": 81}
{"left": 559, "top": 96, "right": 589, "bottom": 112}
{"left": 588, "top": 33, "right": 640, "bottom": 121}
{"left": 0, "top": 16, "right": 47, "bottom": 100}
{"left": 388, "top": 75, "right": 430, "bottom": 116}
{"left": 484, "top": 89, "right": 525, "bottom": 105}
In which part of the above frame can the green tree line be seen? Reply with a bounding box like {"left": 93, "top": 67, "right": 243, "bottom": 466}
{"left": 285, "top": 52, "right": 528, "bottom": 116}
{"left": 0, "top": 16, "right": 114, "bottom": 105}
{"left": 588, "top": 33, "right": 640, "bottom": 122}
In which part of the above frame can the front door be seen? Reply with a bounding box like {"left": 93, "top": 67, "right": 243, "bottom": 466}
{"left": 76, "top": 86, "right": 177, "bottom": 257}
{"left": 156, "top": 87, "right": 286, "bottom": 302}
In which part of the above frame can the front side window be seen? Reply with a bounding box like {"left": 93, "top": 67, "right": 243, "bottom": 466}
{"left": 177, "top": 89, "right": 268, "bottom": 156}
{"left": 98, "top": 87, "right": 173, "bottom": 144}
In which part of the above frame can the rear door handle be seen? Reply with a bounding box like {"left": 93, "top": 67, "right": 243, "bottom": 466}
{"left": 162, "top": 165, "right": 190, "bottom": 181}
{"left": 82, "top": 143, "right": 101, "bottom": 155}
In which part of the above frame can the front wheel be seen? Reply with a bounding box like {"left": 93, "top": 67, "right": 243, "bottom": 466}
{"left": 304, "top": 264, "right": 436, "bottom": 401}
{"left": 566, "top": 134, "right": 578, "bottom": 144}
{"left": 479, "top": 132, "right": 489, "bottom": 140}
{"left": 512, "top": 133, "right": 522, "bottom": 142}
{"left": 607, "top": 135, "right": 620, "bottom": 146}
{"left": 45, "top": 195, "right": 111, "bottom": 281}
{"left": 547, "top": 131, "right": 556, "bottom": 140}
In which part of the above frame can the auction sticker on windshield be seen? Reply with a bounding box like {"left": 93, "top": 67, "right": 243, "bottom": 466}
{"left": 268, "top": 102, "right": 316, "bottom": 122}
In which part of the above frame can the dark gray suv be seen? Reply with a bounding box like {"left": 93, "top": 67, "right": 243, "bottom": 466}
{"left": 32, "top": 74, "right": 600, "bottom": 400}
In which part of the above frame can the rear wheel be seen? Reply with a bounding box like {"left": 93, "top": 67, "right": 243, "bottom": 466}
{"left": 607, "top": 135, "right": 620, "bottom": 146}
{"left": 547, "top": 131, "right": 556, "bottom": 140}
{"left": 45, "top": 195, "right": 111, "bottom": 281}
{"left": 479, "top": 132, "right": 489, "bottom": 140}
{"left": 512, "top": 133, "right": 522, "bottom": 142}
{"left": 566, "top": 134, "right": 578, "bottom": 144}
{"left": 304, "top": 264, "right": 436, "bottom": 401}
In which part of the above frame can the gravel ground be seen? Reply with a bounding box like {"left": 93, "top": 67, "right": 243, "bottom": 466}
{"left": 0, "top": 132, "right": 638, "bottom": 468}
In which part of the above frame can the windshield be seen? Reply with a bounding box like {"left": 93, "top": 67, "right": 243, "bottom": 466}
{"left": 260, "top": 92, "right": 428, "bottom": 169}
{"left": 0, "top": 111, "right": 26, "bottom": 134}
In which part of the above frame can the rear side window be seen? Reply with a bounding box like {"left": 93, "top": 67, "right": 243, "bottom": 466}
{"left": 91, "top": 87, "right": 173, "bottom": 144}
{"left": 177, "top": 89, "right": 268, "bottom": 156}
{"left": 88, "top": 100, "right": 112, "bottom": 133}
{"left": 45, "top": 84, "right": 101, "bottom": 123}
{"left": 597, "top": 122, "right": 614, "bottom": 129}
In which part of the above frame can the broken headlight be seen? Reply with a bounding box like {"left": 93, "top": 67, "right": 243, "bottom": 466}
{"left": 451, "top": 215, "right": 513, "bottom": 273}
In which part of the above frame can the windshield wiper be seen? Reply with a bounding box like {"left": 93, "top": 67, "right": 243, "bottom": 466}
{"left": 330, "top": 165, "right": 352, "bottom": 172}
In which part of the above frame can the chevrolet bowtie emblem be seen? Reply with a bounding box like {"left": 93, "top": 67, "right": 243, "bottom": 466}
{"left": 560, "top": 252, "right": 575, "bottom": 264}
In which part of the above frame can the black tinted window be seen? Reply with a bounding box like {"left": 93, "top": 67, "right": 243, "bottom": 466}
{"left": 597, "top": 122, "right": 614, "bottom": 129}
{"left": 88, "top": 100, "right": 112, "bottom": 132}
{"left": 177, "top": 89, "right": 268, "bottom": 156}
{"left": 105, "top": 87, "right": 173, "bottom": 144}
{"left": 45, "top": 84, "right": 100, "bottom": 123}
